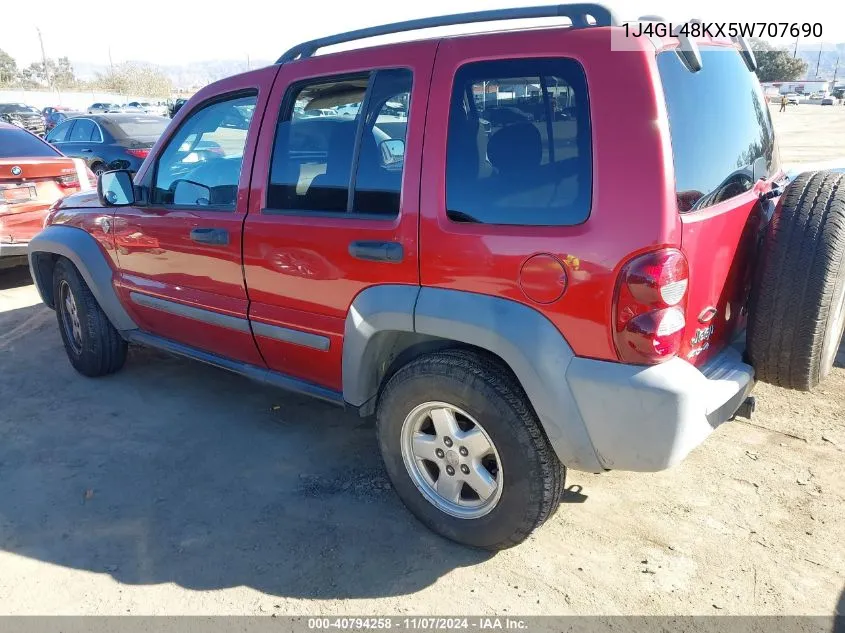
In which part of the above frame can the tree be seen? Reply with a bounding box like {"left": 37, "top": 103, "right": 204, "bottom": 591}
{"left": 94, "top": 62, "right": 171, "bottom": 97}
{"left": 0, "top": 49, "right": 17, "bottom": 85}
{"left": 751, "top": 39, "right": 808, "bottom": 82}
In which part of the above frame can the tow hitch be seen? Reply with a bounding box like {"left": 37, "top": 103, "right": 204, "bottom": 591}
{"left": 733, "top": 396, "right": 756, "bottom": 420}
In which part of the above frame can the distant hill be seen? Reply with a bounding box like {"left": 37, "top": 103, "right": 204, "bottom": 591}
{"left": 794, "top": 44, "right": 845, "bottom": 81}
{"left": 72, "top": 59, "right": 274, "bottom": 90}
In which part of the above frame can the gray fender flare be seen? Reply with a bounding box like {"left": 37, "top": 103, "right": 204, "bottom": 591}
{"left": 27, "top": 224, "right": 137, "bottom": 333}
{"left": 343, "top": 285, "right": 603, "bottom": 473}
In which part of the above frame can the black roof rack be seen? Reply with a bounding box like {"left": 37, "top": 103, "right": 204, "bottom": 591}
{"left": 276, "top": 3, "right": 617, "bottom": 63}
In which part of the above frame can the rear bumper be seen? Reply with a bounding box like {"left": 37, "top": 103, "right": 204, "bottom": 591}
{"left": 0, "top": 241, "right": 29, "bottom": 257}
{"left": 565, "top": 342, "right": 754, "bottom": 472}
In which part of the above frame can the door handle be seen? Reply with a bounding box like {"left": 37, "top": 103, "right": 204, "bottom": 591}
{"left": 81, "top": 149, "right": 92, "bottom": 153}
{"left": 190, "top": 228, "right": 229, "bottom": 246}
{"left": 348, "top": 240, "right": 404, "bottom": 263}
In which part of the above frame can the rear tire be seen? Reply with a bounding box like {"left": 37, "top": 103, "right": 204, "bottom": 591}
{"left": 748, "top": 170, "right": 845, "bottom": 390}
{"left": 376, "top": 349, "right": 563, "bottom": 550}
{"left": 53, "top": 258, "right": 127, "bottom": 377}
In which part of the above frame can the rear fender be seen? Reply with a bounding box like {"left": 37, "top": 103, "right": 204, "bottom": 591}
{"left": 343, "top": 285, "right": 603, "bottom": 472}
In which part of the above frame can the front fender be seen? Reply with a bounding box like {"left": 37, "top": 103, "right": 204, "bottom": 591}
{"left": 27, "top": 224, "right": 137, "bottom": 333}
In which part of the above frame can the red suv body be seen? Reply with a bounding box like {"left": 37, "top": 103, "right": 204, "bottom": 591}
{"left": 31, "top": 5, "right": 830, "bottom": 549}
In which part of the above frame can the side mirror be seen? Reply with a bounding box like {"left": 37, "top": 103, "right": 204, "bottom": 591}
{"left": 98, "top": 170, "right": 135, "bottom": 206}
{"left": 379, "top": 139, "right": 405, "bottom": 165}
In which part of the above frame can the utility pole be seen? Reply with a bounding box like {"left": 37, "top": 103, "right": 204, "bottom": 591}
{"left": 108, "top": 46, "right": 114, "bottom": 74}
{"left": 793, "top": 37, "right": 799, "bottom": 58}
{"left": 246, "top": 53, "right": 250, "bottom": 71}
{"left": 36, "top": 27, "right": 52, "bottom": 90}
{"left": 833, "top": 54, "right": 840, "bottom": 87}
{"left": 815, "top": 44, "right": 823, "bottom": 77}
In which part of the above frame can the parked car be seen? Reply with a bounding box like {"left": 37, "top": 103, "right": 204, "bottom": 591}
{"left": 169, "top": 98, "right": 188, "bottom": 118}
{"left": 26, "top": 6, "right": 845, "bottom": 550}
{"left": 1, "top": 123, "right": 93, "bottom": 268}
{"left": 786, "top": 93, "right": 800, "bottom": 105}
{"left": 45, "top": 110, "right": 85, "bottom": 133}
{"left": 821, "top": 96, "right": 835, "bottom": 106}
{"left": 87, "top": 103, "right": 122, "bottom": 114}
{"left": 45, "top": 114, "right": 170, "bottom": 176}
{"left": 0, "top": 103, "right": 46, "bottom": 136}
{"left": 42, "top": 106, "right": 73, "bottom": 118}
{"left": 123, "top": 101, "right": 169, "bottom": 117}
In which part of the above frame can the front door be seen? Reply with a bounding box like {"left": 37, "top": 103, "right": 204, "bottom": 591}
{"left": 242, "top": 42, "right": 437, "bottom": 390}
{"left": 111, "top": 68, "right": 275, "bottom": 365}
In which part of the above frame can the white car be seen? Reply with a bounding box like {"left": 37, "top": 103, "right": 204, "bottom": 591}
{"left": 786, "top": 93, "right": 800, "bottom": 105}
{"left": 87, "top": 102, "right": 122, "bottom": 114}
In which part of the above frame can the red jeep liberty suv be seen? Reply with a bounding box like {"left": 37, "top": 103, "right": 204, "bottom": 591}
{"left": 27, "top": 4, "right": 845, "bottom": 549}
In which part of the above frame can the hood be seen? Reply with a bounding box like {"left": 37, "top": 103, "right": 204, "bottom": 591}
{"left": 52, "top": 189, "right": 102, "bottom": 210}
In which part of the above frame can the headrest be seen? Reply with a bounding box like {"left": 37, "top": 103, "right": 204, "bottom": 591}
{"left": 487, "top": 122, "right": 542, "bottom": 174}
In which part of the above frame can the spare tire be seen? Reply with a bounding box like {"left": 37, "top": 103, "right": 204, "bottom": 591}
{"left": 748, "top": 170, "right": 845, "bottom": 390}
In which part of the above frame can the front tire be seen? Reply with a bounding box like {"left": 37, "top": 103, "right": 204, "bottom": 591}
{"left": 376, "top": 349, "right": 563, "bottom": 550}
{"left": 53, "top": 258, "right": 127, "bottom": 377}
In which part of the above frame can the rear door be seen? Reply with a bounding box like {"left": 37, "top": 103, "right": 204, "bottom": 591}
{"left": 109, "top": 67, "right": 276, "bottom": 365}
{"left": 242, "top": 41, "right": 436, "bottom": 390}
{"left": 657, "top": 46, "right": 781, "bottom": 365}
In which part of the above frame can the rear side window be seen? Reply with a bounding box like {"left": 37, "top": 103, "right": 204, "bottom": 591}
{"left": 446, "top": 58, "right": 592, "bottom": 226}
{"left": 658, "top": 48, "right": 780, "bottom": 212}
{"left": 112, "top": 117, "right": 169, "bottom": 139}
{"left": 267, "top": 68, "right": 412, "bottom": 217}
{"left": 0, "top": 127, "right": 60, "bottom": 157}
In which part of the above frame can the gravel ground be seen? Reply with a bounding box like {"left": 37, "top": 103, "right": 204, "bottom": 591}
{"left": 0, "top": 105, "right": 843, "bottom": 616}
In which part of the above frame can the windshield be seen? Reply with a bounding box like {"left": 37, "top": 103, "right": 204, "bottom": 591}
{"left": 111, "top": 117, "right": 169, "bottom": 139}
{"left": 0, "top": 127, "right": 60, "bottom": 158}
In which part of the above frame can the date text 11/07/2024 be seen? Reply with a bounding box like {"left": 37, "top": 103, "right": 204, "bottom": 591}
{"left": 307, "top": 617, "right": 529, "bottom": 630}
{"left": 623, "top": 21, "right": 822, "bottom": 39}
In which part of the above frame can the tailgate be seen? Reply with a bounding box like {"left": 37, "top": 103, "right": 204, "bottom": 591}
{"left": 656, "top": 45, "right": 779, "bottom": 366}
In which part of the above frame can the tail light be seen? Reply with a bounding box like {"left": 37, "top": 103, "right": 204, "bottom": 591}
{"left": 126, "top": 148, "right": 151, "bottom": 159}
{"left": 613, "top": 248, "right": 689, "bottom": 364}
{"left": 57, "top": 173, "right": 80, "bottom": 189}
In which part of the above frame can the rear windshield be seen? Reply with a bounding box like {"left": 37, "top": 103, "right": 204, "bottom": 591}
{"left": 658, "top": 47, "right": 779, "bottom": 212}
{"left": 110, "top": 117, "right": 169, "bottom": 139}
{"left": 0, "top": 127, "right": 60, "bottom": 158}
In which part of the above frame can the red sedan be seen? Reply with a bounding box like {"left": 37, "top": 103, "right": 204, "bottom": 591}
{"left": 1, "top": 122, "right": 94, "bottom": 268}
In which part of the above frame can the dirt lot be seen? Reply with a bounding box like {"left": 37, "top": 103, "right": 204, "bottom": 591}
{"left": 0, "top": 105, "right": 843, "bottom": 616}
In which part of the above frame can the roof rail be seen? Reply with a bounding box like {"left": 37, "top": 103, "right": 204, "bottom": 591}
{"left": 276, "top": 3, "right": 618, "bottom": 63}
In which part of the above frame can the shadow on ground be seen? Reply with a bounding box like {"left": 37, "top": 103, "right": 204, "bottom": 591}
{"left": 0, "top": 299, "right": 491, "bottom": 599}
{"left": 0, "top": 265, "right": 33, "bottom": 291}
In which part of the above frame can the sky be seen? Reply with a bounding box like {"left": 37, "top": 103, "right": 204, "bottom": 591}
{"left": 3, "top": 0, "right": 843, "bottom": 67}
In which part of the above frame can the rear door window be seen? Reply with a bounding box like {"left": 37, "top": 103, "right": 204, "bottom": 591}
{"left": 69, "top": 119, "right": 96, "bottom": 142}
{"left": 267, "top": 68, "right": 412, "bottom": 217}
{"left": 658, "top": 47, "right": 780, "bottom": 212}
{"left": 445, "top": 58, "right": 592, "bottom": 226}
